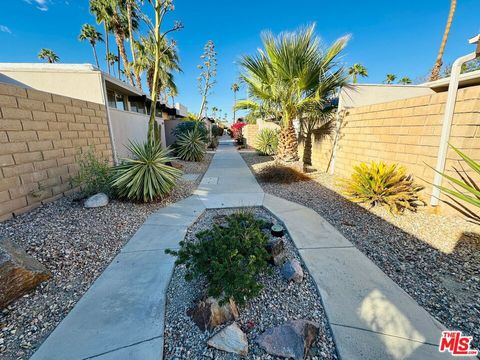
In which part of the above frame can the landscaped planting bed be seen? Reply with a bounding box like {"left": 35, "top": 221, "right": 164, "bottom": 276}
{"left": 241, "top": 151, "right": 480, "bottom": 349}
{"left": 0, "top": 155, "right": 212, "bottom": 360}
{"left": 163, "top": 207, "right": 337, "bottom": 359}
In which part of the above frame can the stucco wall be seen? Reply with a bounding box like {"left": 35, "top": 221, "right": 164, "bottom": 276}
{"left": 164, "top": 119, "right": 183, "bottom": 147}
{"left": 0, "top": 83, "right": 113, "bottom": 221}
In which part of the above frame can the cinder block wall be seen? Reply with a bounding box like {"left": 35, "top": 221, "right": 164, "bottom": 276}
{"left": 0, "top": 83, "right": 113, "bottom": 221}
{"left": 243, "top": 124, "right": 259, "bottom": 148}
{"left": 306, "top": 85, "right": 480, "bottom": 213}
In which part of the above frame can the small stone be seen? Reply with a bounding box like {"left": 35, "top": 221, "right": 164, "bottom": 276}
{"left": 187, "top": 297, "right": 239, "bottom": 331}
{"left": 257, "top": 319, "right": 319, "bottom": 360}
{"left": 84, "top": 193, "right": 109, "bottom": 208}
{"left": 266, "top": 238, "right": 286, "bottom": 265}
{"left": 281, "top": 259, "right": 304, "bottom": 283}
{"left": 207, "top": 322, "right": 248, "bottom": 356}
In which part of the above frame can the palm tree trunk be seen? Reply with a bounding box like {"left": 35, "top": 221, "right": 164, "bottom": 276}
{"left": 135, "top": 72, "right": 143, "bottom": 92}
{"left": 114, "top": 30, "right": 134, "bottom": 86}
{"left": 353, "top": 73, "right": 357, "bottom": 83}
{"left": 430, "top": 0, "right": 456, "bottom": 81}
{"left": 148, "top": 2, "right": 162, "bottom": 143}
{"left": 104, "top": 23, "right": 110, "bottom": 75}
{"left": 92, "top": 44, "right": 100, "bottom": 68}
{"left": 117, "top": 46, "right": 121, "bottom": 80}
{"left": 233, "top": 91, "right": 236, "bottom": 122}
{"left": 277, "top": 116, "right": 299, "bottom": 162}
{"left": 302, "top": 130, "right": 313, "bottom": 165}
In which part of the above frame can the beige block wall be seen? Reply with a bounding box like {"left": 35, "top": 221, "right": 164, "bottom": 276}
{"left": 0, "top": 83, "right": 113, "bottom": 221}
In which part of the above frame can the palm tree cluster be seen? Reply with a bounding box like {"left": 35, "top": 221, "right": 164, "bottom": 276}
{"left": 236, "top": 24, "right": 349, "bottom": 163}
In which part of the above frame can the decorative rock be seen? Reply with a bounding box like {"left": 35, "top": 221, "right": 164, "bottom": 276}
{"left": 0, "top": 239, "right": 51, "bottom": 308}
{"left": 281, "top": 259, "right": 304, "bottom": 283}
{"left": 187, "top": 297, "right": 239, "bottom": 331}
{"left": 207, "top": 322, "right": 248, "bottom": 356}
{"left": 84, "top": 193, "right": 109, "bottom": 208}
{"left": 266, "top": 238, "right": 286, "bottom": 266}
{"left": 256, "top": 319, "right": 319, "bottom": 360}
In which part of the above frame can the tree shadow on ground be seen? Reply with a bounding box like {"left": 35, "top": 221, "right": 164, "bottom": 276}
{"left": 242, "top": 152, "right": 480, "bottom": 349}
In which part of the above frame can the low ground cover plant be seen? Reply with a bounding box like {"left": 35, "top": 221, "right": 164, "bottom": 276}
{"left": 257, "top": 164, "right": 311, "bottom": 184}
{"left": 70, "top": 147, "right": 112, "bottom": 198}
{"left": 166, "top": 212, "right": 270, "bottom": 305}
{"left": 111, "top": 141, "right": 182, "bottom": 202}
{"left": 342, "top": 161, "right": 425, "bottom": 213}
{"left": 256, "top": 128, "right": 279, "bottom": 156}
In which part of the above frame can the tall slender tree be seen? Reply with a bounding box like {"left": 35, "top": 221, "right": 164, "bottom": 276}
{"left": 348, "top": 63, "right": 368, "bottom": 83}
{"left": 197, "top": 40, "right": 217, "bottom": 120}
{"left": 106, "top": 52, "right": 119, "bottom": 77}
{"left": 79, "top": 24, "right": 104, "bottom": 68}
{"left": 384, "top": 73, "right": 397, "bottom": 84}
{"left": 90, "top": 0, "right": 113, "bottom": 75}
{"left": 398, "top": 76, "right": 412, "bottom": 85}
{"left": 38, "top": 48, "right": 59, "bottom": 63}
{"left": 430, "top": 0, "right": 457, "bottom": 81}
{"left": 231, "top": 82, "right": 239, "bottom": 122}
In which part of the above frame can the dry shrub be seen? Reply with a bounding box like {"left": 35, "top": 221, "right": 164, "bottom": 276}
{"left": 257, "top": 164, "right": 311, "bottom": 184}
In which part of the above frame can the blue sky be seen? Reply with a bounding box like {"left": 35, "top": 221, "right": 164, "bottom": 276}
{"left": 0, "top": 0, "right": 479, "bottom": 121}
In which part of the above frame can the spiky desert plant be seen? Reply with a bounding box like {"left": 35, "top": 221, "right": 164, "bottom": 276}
{"left": 342, "top": 162, "right": 425, "bottom": 214}
{"left": 256, "top": 128, "right": 279, "bottom": 156}
{"left": 111, "top": 141, "right": 181, "bottom": 202}
{"left": 176, "top": 127, "right": 206, "bottom": 162}
{"left": 431, "top": 145, "right": 480, "bottom": 224}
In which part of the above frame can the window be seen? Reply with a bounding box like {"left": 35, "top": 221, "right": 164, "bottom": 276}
{"left": 129, "top": 98, "right": 146, "bottom": 114}
{"left": 107, "top": 90, "right": 116, "bottom": 108}
{"left": 115, "top": 94, "right": 126, "bottom": 111}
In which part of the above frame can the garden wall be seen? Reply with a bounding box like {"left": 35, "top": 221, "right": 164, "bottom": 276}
{"left": 0, "top": 83, "right": 113, "bottom": 221}
{"left": 305, "top": 84, "right": 480, "bottom": 212}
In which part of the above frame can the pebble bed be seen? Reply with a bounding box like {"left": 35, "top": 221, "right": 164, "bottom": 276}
{"left": 0, "top": 155, "right": 212, "bottom": 360}
{"left": 163, "top": 207, "right": 338, "bottom": 359}
{"left": 241, "top": 152, "right": 480, "bottom": 349}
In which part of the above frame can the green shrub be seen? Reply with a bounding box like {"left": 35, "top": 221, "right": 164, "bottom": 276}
{"left": 172, "top": 121, "right": 208, "bottom": 142}
{"left": 211, "top": 124, "right": 224, "bottom": 137}
{"left": 431, "top": 144, "right": 480, "bottom": 224}
{"left": 166, "top": 212, "right": 270, "bottom": 305}
{"left": 256, "top": 128, "right": 279, "bottom": 156}
{"left": 70, "top": 147, "right": 112, "bottom": 198}
{"left": 111, "top": 141, "right": 182, "bottom": 202}
{"left": 342, "top": 161, "right": 425, "bottom": 213}
{"left": 176, "top": 128, "right": 207, "bottom": 162}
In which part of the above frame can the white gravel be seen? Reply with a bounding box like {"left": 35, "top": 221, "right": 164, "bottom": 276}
{"left": 163, "top": 207, "right": 338, "bottom": 359}
{"left": 242, "top": 152, "right": 480, "bottom": 349}
{"left": 0, "top": 155, "right": 212, "bottom": 360}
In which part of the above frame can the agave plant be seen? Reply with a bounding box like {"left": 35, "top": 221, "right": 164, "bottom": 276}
{"left": 176, "top": 127, "right": 206, "bottom": 162}
{"left": 111, "top": 141, "right": 181, "bottom": 202}
{"left": 431, "top": 145, "right": 480, "bottom": 224}
{"left": 342, "top": 162, "right": 425, "bottom": 214}
{"left": 256, "top": 128, "right": 279, "bottom": 156}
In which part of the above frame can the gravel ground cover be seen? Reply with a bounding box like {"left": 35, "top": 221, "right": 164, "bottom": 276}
{"left": 0, "top": 154, "right": 212, "bottom": 360}
{"left": 241, "top": 151, "right": 480, "bottom": 349}
{"left": 163, "top": 207, "right": 338, "bottom": 359}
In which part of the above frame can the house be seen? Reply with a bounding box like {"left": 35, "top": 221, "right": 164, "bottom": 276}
{"left": 0, "top": 63, "right": 187, "bottom": 161}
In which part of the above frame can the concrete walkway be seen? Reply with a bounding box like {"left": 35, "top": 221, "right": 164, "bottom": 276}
{"left": 32, "top": 139, "right": 453, "bottom": 359}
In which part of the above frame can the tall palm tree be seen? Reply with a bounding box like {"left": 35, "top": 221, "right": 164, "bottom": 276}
{"left": 398, "top": 76, "right": 412, "bottom": 85}
{"left": 348, "top": 63, "right": 368, "bottom": 83}
{"left": 231, "top": 83, "right": 239, "bottom": 122}
{"left": 430, "top": 0, "right": 457, "bottom": 81}
{"left": 90, "top": 0, "right": 113, "bottom": 75}
{"left": 38, "top": 48, "right": 59, "bottom": 63}
{"left": 106, "top": 52, "right": 119, "bottom": 78}
{"left": 236, "top": 24, "right": 349, "bottom": 162}
{"left": 384, "top": 73, "right": 397, "bottom": 84}
{"left": 79, "top": 24, "right": 104, "bottom": 68}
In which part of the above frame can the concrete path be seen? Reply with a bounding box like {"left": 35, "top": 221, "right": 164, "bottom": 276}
{"left": 32, "top": 139, "right": 454, "bottom": 359}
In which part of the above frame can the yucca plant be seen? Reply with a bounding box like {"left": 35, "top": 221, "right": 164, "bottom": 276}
{"left": 342, "top": 162, "right": 425, "bottom": 214}
{"left": 256, "top": 128, "right": 279, "bottom": 156}
{"left": 431, "top": 145, "right": 480, "bottom": 224}
{"left": 176, "top": 128, "right": 206, "bottom": 162}
{"left": 111, "top": 141, "right": 182, "bottom": 202}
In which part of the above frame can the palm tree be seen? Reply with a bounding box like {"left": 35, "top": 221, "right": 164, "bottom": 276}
{"left": 79, "top": 24, "right": 104, "bottom": 68}
{"left": 398, "top": 76, "right": 412, "bottom": 85}
{"left": 90, "top": 0, "right": 113, "bottom": 75}
{"left": 348, "top": 63, "right": 368, "bottom": 83}
{"left": 430, "top": 0, "right": 457, "bottom": 81}
{"left": 236, "top": 24, "right": 349, "bottom": 162}
{"left": 231, "top": 83, "right": 240, "bottom": 122}
{"left": 384, "top": 74, "right": 397, "bottom": 84}
{"left": 38, "top": 48, "right": 59, "bottom": 63}
{"left": 106, "top": 52, "right": 119, "bottom": 78}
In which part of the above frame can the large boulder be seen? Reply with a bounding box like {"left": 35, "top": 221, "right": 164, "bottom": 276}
{"left": 281, "top": 259, "right": 304, "bottom": 283}
{"left": 207, "top": 322, "right": 248, "bottom": 356}
{"left": 266, "top": 238, "right": 286, "bottom": 266}
{"left": 0, "top": 239, "right": 51, "bottom": 308}
{"left": 187, "top": 296, "right": 239, "bottom": 331}
{"left": 256, "top": 319, "right": 319, "bottom": 360}
{"left": 84, "top": 193, "right": 109, "bottom": 208}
